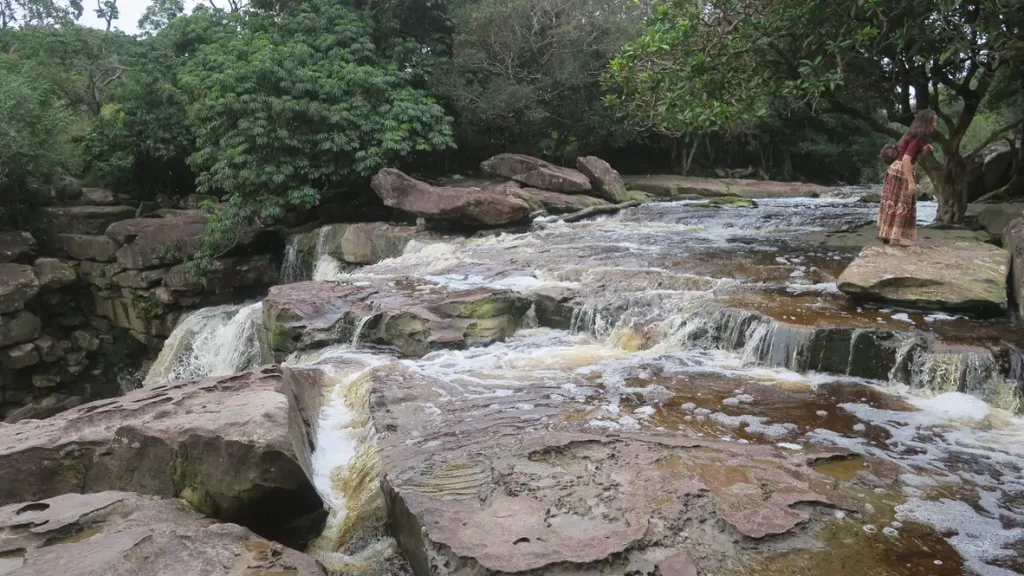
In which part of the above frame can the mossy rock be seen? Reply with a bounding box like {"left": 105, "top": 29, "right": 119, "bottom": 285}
{"left": 626, "top": 190, "right": 653, "bottom": 203}
{"left": 696, "top": 196, "right": 758, "bottom": 208}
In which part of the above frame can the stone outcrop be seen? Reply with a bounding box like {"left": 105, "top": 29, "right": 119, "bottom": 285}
{"left": 263, "top": 280, "right": 531, "bottom": 359}
{"left": 39, "top": 205, "right": 137, "bottom": 239}
{"left": 60, "top": 233, "right": 120, "bottom": 262}
{"left": 967, "top": 139, "right": 1019, "bottom": 201}
{"left": 837, "top": 243, "right": 1009, "bottom": 314}
{"left": 1005, "top": 217, "right": 1024, "bottom": 321}
{"left": 0, "top": 491, "right": 324, "bottom": 576}
{"left": 106, "top": 214, "right": 210, "bottom": 269}
{"left": 510, "top": 188, "right": 610, "bottom": 214}
{"left": 967, "top": 203, "right": 1024, "bottom": 241}
{"left": 33, "top": 258, "right": 76, "bottom": 290}
{"left": 0, "top": 367, "right": 322, "bottom": 545}
{"left": 480, "top": 153, "right": 592, "bottom": 194}
{"left": 0, "top": 263, "right": 40, "bottom": 313}
{"left": 576, "top": 156, "right": 630, "bottom": 203}
{"left": 622, "top": 175, "right": 828, "bottom": 198}
{"left": 371, "top": 168, "right": 532, "bottom": 228}
{"left": 0, "top": 231, "right": 36, "bottom": 263}
{"left": 316, "top": 222, "right": 420, "bottom": 265}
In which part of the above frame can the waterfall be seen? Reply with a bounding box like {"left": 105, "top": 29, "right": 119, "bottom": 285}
{"left": 144, "top": 302, "right": 272, "bottom": 386}
{"left": 907, "top": 351, "right": 1023, "bottom": 413}
{"left": 279, "top": 235, "right": 308, "bottom": 284}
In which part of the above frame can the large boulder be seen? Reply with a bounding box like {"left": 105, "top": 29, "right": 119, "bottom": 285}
{"left": 263, "top": 280, "right": 532, "bottom": 358}
{"left": 967, "top": 140, "right": 1016, "bottom": 201}
{"left": 1005, "top": 217, "right": 1024, "bottom": 320}
{"left": 480, "top": 153, "right": 592, "bottom": 193}
{"left": 316, "top": 222, "right": 419, "bottom": 265}
{"left": 75, "top": 187, "right": 119, "bottom": 206}
{"left": 106, "top": 214, "right": 208, "bottom": 269}
{"left": 0, "top": 263, "right": 40, "bottom": 314}
{"left": 510, "top": 188, "right": 610, "bottom": 215}
{"left": 0, "top": 491, "right": 324, "bottom": 576}
{"left": 0, "top": 367, "right": 322, "bottom": 545}
{"left": 33, "top": 258, "right": 76, "bottom": 290}
{"left": 0, "top": 310, "right": 42, "bottom": 347}
{"left": 162, "top": 253, "right": 279, "bottom": 293}
{"left": 60, "top": 234, "right": 120, "bottom": 262}
{"left": 0, "top": 231, "right": 36, "bottom": 263}
{"left": 40, "top": 205, "right": 137, "bottom": 236}
{"left": 837, "top": 243, "right": 1009, "bottom": 314}
{"left": 371, "top": 169, "right": 531, "bottom": 228}
{"left": 576, "top": 156, "right": 630, "bottom": 203}
{"left": 967, "top": 203, "right": 1024, "bottom": 240}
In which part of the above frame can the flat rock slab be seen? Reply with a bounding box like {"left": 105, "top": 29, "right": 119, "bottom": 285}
{"left": 372, "top": 169, "right": 532, "bottom": 228}
{"left": 106, "top": 214, "right": 209, "bottom": 269}
{"left": 480, "top": 153, "right": 592, "bottom": 194}
{"left": 0, "top": 491, "right": 323, "bottom": 576}
{"left": 0, "top": 367, "right": 320, "bottom": 544}
{"left": 263, "top": 279, "right": 532, "bottom": 358}
{"left": 511, "top": 188, "right": 610, "bottom": 214}
{"left": 40, "top": 206, "right": 137, "bottom": 237}
{"left": 0, "top": 231, "right": 36, "bottom": 263}
{"left": 364, "top": 364, "right": 867, "bottom": 575}
{"left": 622, "top": 175, "right": 829, "bottom": 198}
{"left": 837, "top": 243, "right": 1009, "bottom": 314}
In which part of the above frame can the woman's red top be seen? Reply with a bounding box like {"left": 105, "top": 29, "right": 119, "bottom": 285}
{"left": 897, "top": 138, "right": 926, "bottom": 163}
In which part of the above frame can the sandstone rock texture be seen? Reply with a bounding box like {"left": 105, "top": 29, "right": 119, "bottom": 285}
{"left": 315, "top": 222, "right": 420, "bottom": 265}
{"left": 0, "top": 491, "right": 324, "bottom": 576}
{"left": 837, "top": 243, "right": 1009, "bottom": 314}
{"left": 480, "top": 153, "right": 592, "bottom": 194}
{"left": 576, "top": 156, "right": 630, "bottom": 203}
{"left": 263, "top": 280, "right": 531, "bottom": 359}
{"left": 372, "top": 169, "right": 532, "bottom": 228}
{"left": 0, "top": 367, "right": 321, "bottom": 545}
{"left": 622, "top": 175, "right": 828, "bottom": 198}
{"left": 510, "top": 188, "right": 610, "bottom": 215}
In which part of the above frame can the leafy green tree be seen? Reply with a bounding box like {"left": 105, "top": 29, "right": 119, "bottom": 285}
{"left": 607, "top": 0, "right": 1024, "bottom": 223}
{"left": 137, "top": 0, "right": 183, "bottom": 35}
{"left": 94, "top": 0, "right": 117, "bottom": 31}
{"left": 1, "top": 0, "right": 82, "bottom": 29}
{"left": 180, "top": 0, "right": 454, "bottom": 273}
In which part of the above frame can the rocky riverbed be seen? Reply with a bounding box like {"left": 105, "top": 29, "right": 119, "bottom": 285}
{"left": 2, "top": 158, "right": 1024, "bottom": 576}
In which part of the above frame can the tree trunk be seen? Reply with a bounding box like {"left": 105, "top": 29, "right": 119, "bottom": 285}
{"left": 922, "top": 152, "right": 969, "bottom": 225}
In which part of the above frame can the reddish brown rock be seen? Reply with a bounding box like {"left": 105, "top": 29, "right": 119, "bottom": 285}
{"left": 576, "top": 156, "right": 630, "bottom": 203}
{"left": 106, "top": 214, "right": 208, "bottom": 269}
{"left": 60, "top": 233, "right": 120, "bottom": 262}
{"left": 371, "top": 168, "right": 531, "bottom": 228}
{"left": 511, "top": 188, "right": 610, "bottom": 214}
{"left": 480, "top": 153, "right": 592, "bottom": 193}
{"left": 659, "top": 553, "right": 699, "bottom": 576}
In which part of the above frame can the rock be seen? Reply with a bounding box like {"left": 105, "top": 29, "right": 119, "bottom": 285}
{"left": 0, "top": 231, "right": 36, "bottom": 263}
{"left": 163, "top": 253, "right": 279, "bottom": 293}
{"left": 111, "top": 267, "right": 170, "bottom": 289}
{"left": 659, "top": 553, "right": 699, "bottom": 576}
{"left": 837, "top": 243, "right": 1009, "bottom": 314}
{"left": 967, "top": 140, "right": 1016, "bottom": 201}
{"left": 622, "top": 175, "right": 829, "bottom": 198}
{"left": 40, "top": 205, "right": 137, "bottom": 236}
{"left": 106, "top": 214, "right": 208, "bottom": 269}
{"left": 55, "top": 176, "right": 83, "bottom": 201}
{"left": 968, "top": 203, "right": 1024, "bottom": 240}
{"left": 317, "top": 223, "right": 419, "bottom": 265}
{"left": 371, "top": 169, "right": 531, "bottom": 228}
{"left": 1, "top": 342, "right": 40, "bottom": 369}
{"left": 0, "top": 264, "right": 40, "bottom": 314}
{"left": 32, "top": 258, "right": 76, "bottom": 290}
{"left": 76, "top": 187, "right": 118, "bottom": 206}
{"left": 697, "top": 196, "right": 758, "bottom": 208}
{"left": 0, "top": 311, "right": 43, "bottom": 347}
{"left": 33, "top": 334, "right": 64, "bottom": 363}
{"left": 576, "top": 156, "right": 630, "bottom": 203}
{"left": 510, "top": 188, "right": 610, "bottom": 215}
{"left": 481, "top": 153, "right": 592, "bottom": 193}
{"left": 59, "top": 234, "right": 120, "bottom": 262}
{"left": 71, "top": 329, "right": 101, "bottom": 352}
{"left": 0, "top": 491, "right": 324, "bottom": 576}
{"left": 135, "top": 200, "right": 162, "bottom": 217}
{"left": 858, "top": 193, "right": 882, "bottom": 203}
{"left": 0, "top": 367, "right": 322, "bottom": 546}
{"left": 1004, "top": 217, "right": 1024, "bottom": 320}
{"left": 31, "top": 372, "right": 61, "bottom": 389}
{"left": 181, "top": 193, "right": 217, "bottom": 209}
{"left": 263, "top": 280, "right": 532, "bottom": 359}
{"left": 76, "top": 260, "right": 120, "bottom": 289}
{"left": 627, "top": 190, "right": 653, "bottom": 203}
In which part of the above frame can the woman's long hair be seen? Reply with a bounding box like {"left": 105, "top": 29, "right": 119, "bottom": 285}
{"left": 904, "top": 109, "right": 937, "bottom": 142}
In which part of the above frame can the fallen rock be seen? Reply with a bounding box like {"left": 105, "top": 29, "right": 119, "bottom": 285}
{"left": 481, "top": 153, "right": 592, "bottom": 194}
{"left": 40, "top": 205, "right": 137, "bottom": 236}
{"left": 622, "top": 175, "right": 829, "bottom": 198}
{"left": 0, "top": 367, "right": 322, "bottom": 546}
{"left": 59, "top": 234, "right": 120, "bottom": 262}
{"left": 263, "top": 280, "right": 531, "bottom": 359}
{"left": 0, "top": 231, "right": 36, "bottom": 263}
{"left": 0, "top": 491, "right": 324, "bottom": 576}
{"left": 371, "top": 168, "right": 531, "bottom": 228}
{"left": 511, "top": 188, "right": 610, "bottom": 214}
{"left": 0, "top": 342, "right": 40, "bottom": 369}
{"left": 32, "top": 258, "right": 76, "bottom": 290}
{"left": 0, "top": 264, "right": 40, "bottom": 314}
{"left": 838, "top": 243, "right": 1009, "bottom": 314}
{"left": 577, "top": 156, "right": 630, "bottom": 203}
{"left": 0, "top": 311, "right": 43, "bottom": 347}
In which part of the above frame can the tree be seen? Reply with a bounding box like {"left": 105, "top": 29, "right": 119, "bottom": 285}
{"left": 1, "top": 0, "right": 82, "bottom": 29}
{"left": 436, "top": 0, "right": 647, "bottom": 162}
{"left": 137, "top": 0, "right": 184, "bottom": 35}
{"left": 180, "top": 0, "right": 454, "bottom": 273}
{"left": 94, "top": 0, "right": 116, "bottom": 31}
{"left": 606, "top": 0, "right": 1024, "bottom": 223}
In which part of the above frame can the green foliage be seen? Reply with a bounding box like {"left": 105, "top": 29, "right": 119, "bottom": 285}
{"left": 1, "top": 0, "right": 82, "bottom": 28}
{"left": 180, "top": 0, "right": 453, "bottom": 275}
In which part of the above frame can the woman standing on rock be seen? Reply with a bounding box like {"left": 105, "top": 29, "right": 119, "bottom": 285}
{"left": 878, "top": 109, "right": 937, "bottom": 247}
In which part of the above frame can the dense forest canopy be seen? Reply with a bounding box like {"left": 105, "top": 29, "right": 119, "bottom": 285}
{"left": 1, "top": 0, "right": 1022, "bottom": 257}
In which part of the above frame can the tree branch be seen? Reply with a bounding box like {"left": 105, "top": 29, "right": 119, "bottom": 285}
{"left": 825, "top": 98, "right": 902, "bottom": 139}
{"left": 965, "top": 115, "right": 1024, "bottom": 159}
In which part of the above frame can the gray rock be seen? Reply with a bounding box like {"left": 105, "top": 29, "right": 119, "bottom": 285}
{"left": 162, "top": 253, "right": 279, "bottom": 293}
{"left": 111, "top": 268, "right": 169, "bottom": 289}
{"left": 76, "top": 187, "right": 118, "bottom": 205}
{"left": 0, "top": 264, "right": 39, "bottom": 314}
{"left": 30, "top": 372, "right": 61, "bottom": 389}
{"left": 1004, "top": 217, "right": 1024, "bottom": 321}
{"left": 33, "top": 334, "right": 64, "bottom": 363}
{"left": 481, "top": 153, "right": 592, "bottom": 194}
{"left": 0, "top": 231, "right": 36, "bottom": 263}
{"left": 107, "top": 214, "right": 208, "bottom": 269}
{"left": 60, "top": 234, "right": 120, "bottom": 262}
{"left": 71, "top": 329, "right": 101, "bottom": 352}
{"left": 576, "top": 156, "right": 630, "bottom": 203}
{"left": 40, "top": 205, "right": 137, "bottom": 236}
{"left": 969, "top": 203, "right": 1024, "bottom": 240}
{"left": 0, "top": 491, "right": 324, "bottom": 576}
{"left": 510, "top": 188, "right": 610, "bottom": 214}
{"left": 371, "top": 169, "right": 532, "bottom": 228}
{"left": 32, "top": 258, "right": 76, "bottom": 290}
{"left": 1, "top": 342, "right": 40, "bottom": 369}
{"left": 621, "top": 174, "right": 829, "bottom": 198}
{"left": 0, "top": 311, "right": 42, "bottom": 347}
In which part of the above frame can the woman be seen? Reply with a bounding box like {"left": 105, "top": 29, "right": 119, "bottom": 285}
{"left": 878, "top": 109, "right": 937, "bottom": 247}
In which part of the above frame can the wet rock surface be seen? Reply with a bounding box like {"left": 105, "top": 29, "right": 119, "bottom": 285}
{"left": 837, "top": 243, "right": 1009, "bottom": 314}
{"left": 0, "top": 367, "right": 321, "bottom": 545}
{"left": 0, "top": 491, "right": 324, "bottom": 576}
{"left": 510, "top": 188, "right": 610, "bottom": 214}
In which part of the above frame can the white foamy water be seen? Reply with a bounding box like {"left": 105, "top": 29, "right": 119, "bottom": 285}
{"left": 145, "top": 302, "right": 271, "bottom": 385}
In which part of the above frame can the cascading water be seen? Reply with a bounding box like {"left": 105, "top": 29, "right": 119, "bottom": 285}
{"left": 144, "top": 302, "right": 272, "bottom": 385}
{"left": 279, "top": 235, "right": 309, "bottom": 284}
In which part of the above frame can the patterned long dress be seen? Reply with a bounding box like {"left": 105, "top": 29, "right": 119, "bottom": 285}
{"left": 877, "top": 160, "right": 917, "bottom": 243}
